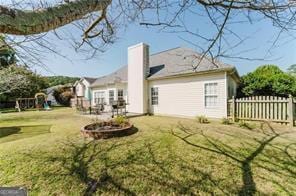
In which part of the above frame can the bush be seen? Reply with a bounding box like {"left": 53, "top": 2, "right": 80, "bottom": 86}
{"left": 196, "top": 115, "right": 209, "bottom": 124}
{"left": 113, "top": 115, "right": 129, "bottom": 127}
{"left": 238, "top": 121, "right": 254, "bottom": 130}
{"left": 221, "top": 117, "right": 231, "bottom": 125}
{"left": 238, "top": 65, "right": 296, "bottom": 97}
{"left": 53, "top": 86, "right": 73, "bottom": 106}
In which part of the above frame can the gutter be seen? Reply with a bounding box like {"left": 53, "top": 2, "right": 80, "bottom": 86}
{"left": 147, "top": 67, "right": 236, "bottom": 81}
{"left": 89, "top": 81, "right": 128, "bottom": 88}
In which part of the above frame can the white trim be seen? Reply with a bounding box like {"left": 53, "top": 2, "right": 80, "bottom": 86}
{"left": 203, "top": 82, "right": 219, "bottom": 109}
{"left": 90, "top": 81, "right": 128, "bottom": 89}
{"left": 224, "top": 72, "right": 228, "bottom": 117}
{"left": 147, "top": 67, "right": 235, "bottom": 81}
{"left": 151, "top": 87, "right": 159, "bottom": 105}
{"left": 128, "top": 42, "right": 148, "bottom": 50}
{"left": 108, "top": 89, "right": 115, "bottom": 105}
{"left": 92, "top": 90, "right": 107, "bottom": 105}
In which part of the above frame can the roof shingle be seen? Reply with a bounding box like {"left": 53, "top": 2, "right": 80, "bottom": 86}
{"left": 90, "top": 47, "right": 235, "bottom": 87}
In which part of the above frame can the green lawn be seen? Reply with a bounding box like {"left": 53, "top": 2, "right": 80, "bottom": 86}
{"left": 0, "top": 108, "right": 295, "bottom": 195}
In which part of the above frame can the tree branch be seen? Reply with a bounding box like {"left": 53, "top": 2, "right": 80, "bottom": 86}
{"left": 0, "top": 0, "right": 111, "bottom": 35}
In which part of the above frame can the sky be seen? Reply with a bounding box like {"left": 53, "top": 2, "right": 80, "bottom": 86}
{"left": 35, "top": 6, "right": 296, "bottom": 78}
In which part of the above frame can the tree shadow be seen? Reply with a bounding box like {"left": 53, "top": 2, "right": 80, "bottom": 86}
{"left": 43, "top": 140, "right": 137, "bottom": 195}
{"left": 108, "top": 126, "right": 138, "bottom": 138}
{"left": 0, "top": 126, "right": 21, "bottom": 138}
{"left": 17, "top": 122, "right": 295, "bottom": 195}
{"left": 170, "top": 121, "right": 295, "bottom": 195}
{"left": 25, "top": 136, "right": 231, "bottom": 195}
{"left": 0, "top": 125, "right": 51, "bottom": 143}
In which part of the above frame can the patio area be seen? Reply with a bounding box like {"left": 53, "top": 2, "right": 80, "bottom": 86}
{"left": 79, "top": 111, "right": 144, "bottom": 121}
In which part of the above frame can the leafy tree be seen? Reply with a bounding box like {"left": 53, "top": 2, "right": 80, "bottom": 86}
{"left": 287, "top": 64, "right": 296, "bottom": 76}
{"left": 239, "top": 65, "right": 296, "bottom": 97}
{"left": 44, "top": 76, "right": 79, "bottom": 87}
{"left": 0, "top": 35, "right": 17, "bottom": 68}
{"left": 0, "top": 65, "right": 48, "bottom": 101}
{"left": 0, "top": 66, "right": 29, "bottom": 95}
{"left": 53, "top": 86, "right": 73, "bottom": 106}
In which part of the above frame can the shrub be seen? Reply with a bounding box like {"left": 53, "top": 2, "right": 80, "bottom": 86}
{"left": 238, "top": 121, "right": 254, "bottom": 130}
{"left": 53, "top": 86, "right": 73, "bottom": 106}
{"left": 238, "top": 65, "right": 296, "bottom": 97}
{"left": 221, "top": 117, "right": 231, "bottom": 125}
{"left": 113, "top": 115, "right": 129, "bottom": 127}
{"left": 196, "top": 115, "right": 209, "bottom": 124}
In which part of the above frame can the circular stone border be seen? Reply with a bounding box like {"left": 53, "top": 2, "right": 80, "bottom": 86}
{"left": 81, "top": 122, "right": 135, "bottom": 139}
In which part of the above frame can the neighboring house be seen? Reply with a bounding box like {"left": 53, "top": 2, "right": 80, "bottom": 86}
{"left": 46, "top": 84, "right": 73, "bottom": 106}
{"left": 72, "top": 77, "right": 96, "bottom": 108}
{"left": 73, "top": 77, "right": 96, "bottom": 100}
{"left": 78, "top": 43, "right": 240, "bottom": 118}
{"left": 45, "top": 85, "right": 61, "bottom": 106}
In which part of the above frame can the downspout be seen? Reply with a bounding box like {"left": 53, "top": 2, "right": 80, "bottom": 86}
{"left": 225, "top": 72, "right": 228, "bottom": 118}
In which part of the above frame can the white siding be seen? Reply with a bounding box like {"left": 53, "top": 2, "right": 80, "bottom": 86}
{"left": 75, "top": 79, "right": 92, "bottom": 98}
{"left": 81, "top": 80, "right": 91, "bottom": 100}
{"left": 128, "top": 43, "right": 149, "bottom": 114}
{"left": 75, "top": 82, "right": 85, "bottom": 97}
{"left": 148, "top": 72, "right": 228, "bottom": 118}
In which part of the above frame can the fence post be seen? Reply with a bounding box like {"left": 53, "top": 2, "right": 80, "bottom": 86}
{"left": 232, "top": 96, "right": 236, "bottom": 122}
{"left": 288, "top": 95, "right": 294, "bottom": 127}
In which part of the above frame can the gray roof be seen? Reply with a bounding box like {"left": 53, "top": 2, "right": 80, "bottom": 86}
{"left": 83, "top": 77, "right": 97, "bottom": 84}
{"left": 90, "top": 47, "right": 235, "bottom": 87}
{"left": 90, "top": 66, "right": 127, "bottom": 87}
{"left": 148, "top": 47, "right": 234, "bottom": 79}
{"left": 45, "top": 85, "right": 61, "bottom": 94}
{"left": 45, "top": 84, "right": 72, "bottom": 94}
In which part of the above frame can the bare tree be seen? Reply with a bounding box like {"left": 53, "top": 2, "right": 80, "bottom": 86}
{"left": 0, "top": 0, "right": 295, "bottom": 69}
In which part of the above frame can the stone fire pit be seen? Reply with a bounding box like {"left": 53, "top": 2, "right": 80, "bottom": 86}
{"left": 81, "top": 121, "right": 135, "bottom": 139}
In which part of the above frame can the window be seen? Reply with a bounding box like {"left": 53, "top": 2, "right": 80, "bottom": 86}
{"left": 109, "top": 90, "right": 114, "bottom": 104}
{"left": 205, "top": 83, "right": 218, "bottom": 107}
{"left": 117, "top": 89, "right": 124, "bottom": 101}
{"left": 94, "top": 91, "right": 105, "bottom": 104}
{"left": 151, "top": 87, "right": 158, "bottom": 105}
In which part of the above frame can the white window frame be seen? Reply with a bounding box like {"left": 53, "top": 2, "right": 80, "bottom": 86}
{"left": 117, "top": 89, "right": 124, "bottom": 101}
{"left": 109, "top": 90, "right": 114, "bottom": 105}
{"left": 204, "top": 82, "right": 218, "bottom": 108}
{"left": 94, "top": 91, "right": 105, "bottom": 105}
{"left": 151, "top": 87, "right": 159, "bottom": 105}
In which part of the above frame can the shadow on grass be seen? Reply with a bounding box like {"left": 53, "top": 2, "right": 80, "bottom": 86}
{"left": 0, "top": 125, "right": 51, "bottom": 143}
{"left": 45, "top": 140, "right": 138, "bottom": 195}
{"left": 171, "top": 122, "right": 295, "bottom": 195}
{"left": 19, "top": 122, "right": 295, "bottom": 195}
{"left": 0, "top": 127, "right": 21, "bottom": 137}
{"left": 35, "top": 138, "right": 227, "bottom": 195}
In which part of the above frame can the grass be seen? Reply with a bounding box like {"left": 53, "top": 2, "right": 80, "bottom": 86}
{"left": 0, "top": 106, "right": 65, "bottom": 113}
{"left": 0, "top": 108, "right": 295, "bottom": 195}
{"left": 0, "top": 108, "right": 32, "bottom": 113}
{"left": 0, "top": 125, "right": 51, "bottom": 144}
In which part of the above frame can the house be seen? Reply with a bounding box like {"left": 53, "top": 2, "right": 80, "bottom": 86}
{"left": 73, "top": 77, "right": 96, "bottom": 107}
{"left": 45, "top": 84, "right": 73, "bottom": 106}
{"left": 76, "top": 43, "right": 240, "bottom": 118}
{"left": 45, "top": 85, "right": 60, "bottom": 106}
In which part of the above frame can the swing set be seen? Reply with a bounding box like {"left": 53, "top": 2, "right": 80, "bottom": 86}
{"left": 15, "top": 92, "right": 51, "bottom": 112}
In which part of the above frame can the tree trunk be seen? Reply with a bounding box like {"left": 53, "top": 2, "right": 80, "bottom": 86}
{"left": 0, "top": 0, "right": 111, "bottom": 35}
